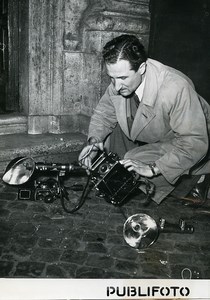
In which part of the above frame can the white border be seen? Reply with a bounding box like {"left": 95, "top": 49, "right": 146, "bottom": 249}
{"left": 0, "top": 279, "right": 210, "bottom": 300}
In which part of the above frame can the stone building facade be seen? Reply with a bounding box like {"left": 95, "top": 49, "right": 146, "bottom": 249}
{"left": 4, "top": 0, "right": 150, "bottom": 135}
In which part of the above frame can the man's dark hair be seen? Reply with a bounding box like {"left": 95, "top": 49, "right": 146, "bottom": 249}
{"left": 102, "top": 34, "right": 147, "bottom": 72}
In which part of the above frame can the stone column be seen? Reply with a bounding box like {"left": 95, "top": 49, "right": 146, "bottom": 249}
{"left": 28, "top": 0, "right": 65, "bottom": 134}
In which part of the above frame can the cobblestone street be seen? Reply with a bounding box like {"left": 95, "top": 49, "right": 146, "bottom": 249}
{"left": 0, "top": 167, "right": 210, "bottom": 280}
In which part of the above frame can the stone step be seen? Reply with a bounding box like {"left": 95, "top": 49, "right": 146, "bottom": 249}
{"left": 0, "top": 132, "right": 87, "bottom": 174}
{"left": 0, "top": 113, "right": 27, "bottom": 135}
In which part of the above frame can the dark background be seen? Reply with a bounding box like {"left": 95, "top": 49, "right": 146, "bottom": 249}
{"left": 149, "top": 0, "right": 210, "bottom": 103}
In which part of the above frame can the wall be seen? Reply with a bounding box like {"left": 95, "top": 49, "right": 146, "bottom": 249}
{"left": 25, "top": 0, "right": 150, "bottom": 134}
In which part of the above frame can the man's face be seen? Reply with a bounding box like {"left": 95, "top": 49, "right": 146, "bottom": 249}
{"left": 106, "top": 59, "right": 145, "bottom": 97}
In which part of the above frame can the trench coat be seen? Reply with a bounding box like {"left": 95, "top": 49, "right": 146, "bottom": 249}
{"left": 88, "top": 59, "right": 210, "bottom": 203}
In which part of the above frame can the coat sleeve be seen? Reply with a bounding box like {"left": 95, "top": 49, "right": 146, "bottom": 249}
{"left": 88, "top": 86, "right": 118, "bottom": 142}
{"left": 155, "top": 84, "right": 209, "bottom": 184}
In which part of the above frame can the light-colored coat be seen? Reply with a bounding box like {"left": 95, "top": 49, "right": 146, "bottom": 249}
{"left": 88, "top": 59, "right": 210, "bottom": 202}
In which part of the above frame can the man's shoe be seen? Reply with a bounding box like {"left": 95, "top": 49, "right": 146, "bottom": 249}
{"left": 181, "top": 174, "right": 210, "bottom": 206}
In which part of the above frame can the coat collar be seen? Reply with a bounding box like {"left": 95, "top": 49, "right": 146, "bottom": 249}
{"left": 130, "top": 104, "right": 156, "bottom": 140}
{"left": 130, "top": 59, "right": 159, "bottom": 140}
{"left": 110, "top": 95, "right": 130, "bottom": 137}
{"left": 141, "top": 58, "right": 159, "bottom": 107}
{"left": 110, "top": 94, "right": 156, "bottom": 141}
{"left": 109, "top": 59, "right": 160, "bottom": 140}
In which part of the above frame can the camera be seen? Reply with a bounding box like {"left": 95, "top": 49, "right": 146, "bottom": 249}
{"left": 3, "top": 152, "right": 153, "bottom": 212}
{"left": 90, "top": 151, "right": 140, "bottom": 205}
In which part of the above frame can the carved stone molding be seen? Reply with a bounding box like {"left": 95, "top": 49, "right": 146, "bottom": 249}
{"left": 64, "top": 0, "right": 150, "bottom": 51}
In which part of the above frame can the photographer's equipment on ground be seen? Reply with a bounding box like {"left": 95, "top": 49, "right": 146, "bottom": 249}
{"left": 2, "top": 153, "right": 195, "bottom": 248}
{"left": 123, "top": 213, "right": 194, "bottom": 249}
{"left": 2, "top": 151, "right": 155, "bottom": 212}
{"left": 2, "top": 156, "right": 83, "bottom": 185}
{"left": 2, "top": 156, "right": 90, "bottom": 213}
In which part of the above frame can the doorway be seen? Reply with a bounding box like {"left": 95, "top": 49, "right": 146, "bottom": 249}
{"left": 0, "top": 0, "right": 8, "bottom": 113}
{"left": 149, "top": 0, "right": 210, "bottom": 103}
{"left": 0, "top": 0, "right": 20, "bottom": 114}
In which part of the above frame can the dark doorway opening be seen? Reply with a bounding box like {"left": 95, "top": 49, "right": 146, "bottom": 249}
{"left": 0, "top": 0, "right": 8, "bottom": 113}
{"left": 149, "top": 0, "right": 210, "bottom": 104}
{"left": 0, "top": 0, "right": 21, "bottom": 115}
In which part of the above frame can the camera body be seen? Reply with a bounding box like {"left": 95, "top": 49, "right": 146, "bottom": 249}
{"left": 18, "top": 173, "right": 60, "bottom": 203}
{"left": 90, "top": 152, "right": 140, "bottom": 205}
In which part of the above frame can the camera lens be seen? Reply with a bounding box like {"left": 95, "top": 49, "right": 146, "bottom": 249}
{"left": 99, "top": 163, "right": 109, "bottom": 174}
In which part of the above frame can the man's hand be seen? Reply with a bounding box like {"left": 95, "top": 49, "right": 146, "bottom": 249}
{"left": 78, "top": 142, "right": 104, "bottom": 169}
{"left": 120, "top": 159, "right": 159, "bottom": 178}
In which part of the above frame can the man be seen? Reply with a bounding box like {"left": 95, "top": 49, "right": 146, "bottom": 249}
{"left": 79, "top": 34, "right": 210, "bottom": 204}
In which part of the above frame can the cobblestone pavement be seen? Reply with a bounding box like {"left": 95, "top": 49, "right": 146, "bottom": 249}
{"left": 0, "top": 171, "right": 210, "bottom": 279}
